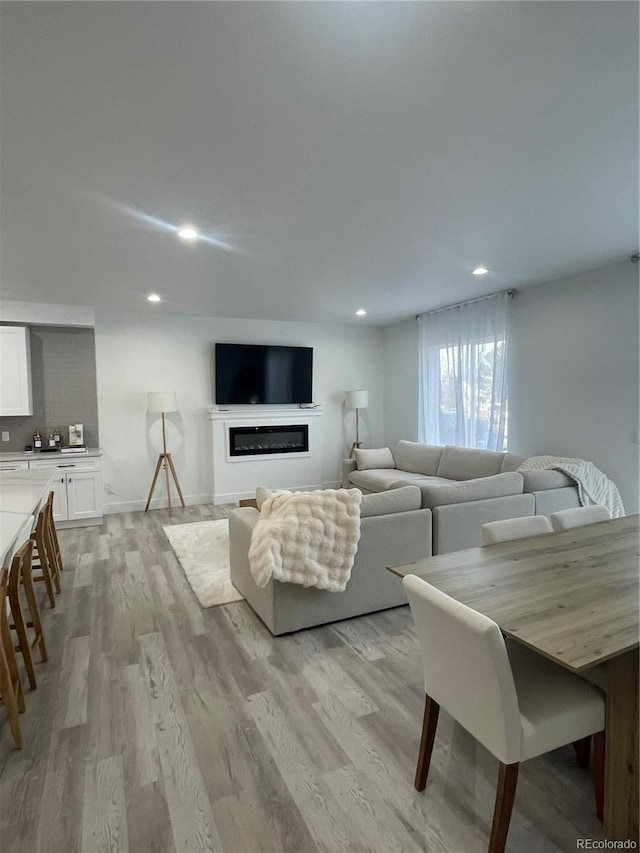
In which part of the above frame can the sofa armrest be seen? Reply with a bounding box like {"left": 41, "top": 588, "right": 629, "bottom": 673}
{"left": 417, "top": 471, "right": 524, "bottom": 509}
{"left": 342, "top": 458, "right": 357, "bottom": 488}
{"left": 531, "top": 486, "right": 580, "bottom": 516}
{"left": 228, "top": 508, "right": 277, "bottom": 632}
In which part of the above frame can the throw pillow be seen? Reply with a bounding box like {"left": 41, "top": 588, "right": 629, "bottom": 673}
{"left": 255, "top": 486, "right": 275, "bottom": 510}
{"left": 354, "top": 447, "right": 395, "bottom": 471}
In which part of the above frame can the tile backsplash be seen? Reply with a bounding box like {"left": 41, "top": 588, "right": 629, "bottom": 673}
{"left": 0, "top": 325, "right": 99, "bottom": 452}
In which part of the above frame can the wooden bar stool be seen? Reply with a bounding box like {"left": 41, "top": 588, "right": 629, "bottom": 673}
{"left": 45, "top": 492, "right": 64, "bottom": 575}
{"left": 0, "top": 568, "right": 25, "bottom": 748}
{"left": 31, "top": 502, "right": 60, "bottom": 607}
{"left": 8, "top": 539, "right": 48, "bottom": 691}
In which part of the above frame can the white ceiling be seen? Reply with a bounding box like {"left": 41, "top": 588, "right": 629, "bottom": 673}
{"left": 0, "top": 2, "right": 637, "bottom": 326}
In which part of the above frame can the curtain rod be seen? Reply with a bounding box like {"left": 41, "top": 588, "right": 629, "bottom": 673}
{"left": 416, "top": 288, "right": 517, "bottom": 320}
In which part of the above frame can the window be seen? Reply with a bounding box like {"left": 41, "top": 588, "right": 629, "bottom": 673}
{"left": 418, "top": 292, "right": 511, "bottom": 451}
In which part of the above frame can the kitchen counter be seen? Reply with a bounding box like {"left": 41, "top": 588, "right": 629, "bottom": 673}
{"left": 0, "top": 448, "right": 102, "bottom": 462}
{"left": 0, "top": 451, "right": 104, "bottom": 527}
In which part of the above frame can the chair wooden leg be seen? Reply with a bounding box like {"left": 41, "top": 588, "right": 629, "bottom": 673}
{"left": 33, "top": 507, "right": 59, "bottom": 604}
{"left": 45, "top": 500, "right": 63, "bottom": 576}
{"left": 35, "top": 547, "right": 57, "bottom": 605}
{"left": 574, "top": 736, "right": 591, "bottom": 768}
{"left": 488, "top": 762, "right": 519, "bottom": 853}
{"left": 415, "top": 694, "right": 440, "bottom": 791}
{"left": 8, "top": 543, "right": 38, "bottom": 690}
{"left": 21, "top": 557, "right": 48, "bottom": 664}
{"left": 593, "top": 730, "right": 605, "bottom": 821}
{"left": 1, "top": 595, "right": 25, "bottom": 715}
{"left": 0, "top": 617, "right": 22, "bottom": 749}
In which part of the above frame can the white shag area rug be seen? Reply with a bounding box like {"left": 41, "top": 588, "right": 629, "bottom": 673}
{"left": 162, "top": 519, "right": 243, "bottom": 608}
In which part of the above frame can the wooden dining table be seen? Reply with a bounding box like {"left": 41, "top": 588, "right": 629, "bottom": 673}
{"left": 388, "top": 514, "right": 639, "bottom": 842}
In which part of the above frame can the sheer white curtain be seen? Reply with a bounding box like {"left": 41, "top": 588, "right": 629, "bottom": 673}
{"left": 418, "top": 292, "right": 511, "bottom": 451}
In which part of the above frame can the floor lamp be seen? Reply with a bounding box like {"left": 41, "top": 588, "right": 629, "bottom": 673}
{"left": 345, "top": 389, "right": 368, "bottom": 458}
{"left": 145, "top": 391, "right": 186, "bottom": 513}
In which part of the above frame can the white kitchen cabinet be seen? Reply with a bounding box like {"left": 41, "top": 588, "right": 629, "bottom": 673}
{"left": 28, "top": 456, "right": 103, "bottom": 525}
{"left": 0, "top": 326, "right": 33, "bottom": 416}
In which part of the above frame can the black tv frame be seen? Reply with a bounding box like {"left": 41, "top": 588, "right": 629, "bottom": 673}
{"left": 215, "top": 342, "right": 313, "bottom": 405}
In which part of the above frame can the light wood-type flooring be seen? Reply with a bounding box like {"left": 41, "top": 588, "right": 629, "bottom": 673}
{"left": 0, "top": 504, "right": 607, "bottom": 853}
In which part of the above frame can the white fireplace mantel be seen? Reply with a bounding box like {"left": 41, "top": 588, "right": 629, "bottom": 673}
{"left": 207, "top": 406, "right": 323, "bottom": 422}
{"left": 208, "top": 406, "right": 324, "bottom": 504}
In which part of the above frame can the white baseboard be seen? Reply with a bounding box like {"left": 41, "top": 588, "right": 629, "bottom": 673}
{"left": 213, "top": 483, "right": 324, "bottom": 505}
{"left": 104, "top": 483, "right": 343, "bottom": 514}
{"left": 103, "top": 493, "right": 214, "bottom": 514}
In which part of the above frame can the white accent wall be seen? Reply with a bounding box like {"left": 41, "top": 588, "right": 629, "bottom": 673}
{"left": 508, "top": 261, "right": 638, "bottom": 514}
{"left": 94, "top": 310, "right": 384, "bottom": 512}
{"left": 383, "top": 260, "right": 639, "bottom": 513}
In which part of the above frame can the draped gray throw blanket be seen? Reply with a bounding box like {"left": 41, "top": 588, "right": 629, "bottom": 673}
{"left": 518, "top": 456, "right": 625, "bottom": 518}
{"left": 248, "top": 489, "right": 362, "bottom": 591}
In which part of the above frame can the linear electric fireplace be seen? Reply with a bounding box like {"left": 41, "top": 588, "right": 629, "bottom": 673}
{"left": 229, "top": 424, "right": 309, "bottom": 457}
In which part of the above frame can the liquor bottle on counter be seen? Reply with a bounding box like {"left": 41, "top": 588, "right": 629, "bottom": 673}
{"left": 33, "top": 430, "right": 42, "bottom": 450}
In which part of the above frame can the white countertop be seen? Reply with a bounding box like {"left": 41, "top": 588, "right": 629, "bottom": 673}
{"left": 0, "top": 479, "right": 53, "bottom": 514}
{"left": 0, "top": 468, "right": 54, "bottom": 565}
{"left": 0, "top": 448, "right": 102, "bottom": 462}
{"left": 0, "top": 511, "right": 34, "bottom": 566}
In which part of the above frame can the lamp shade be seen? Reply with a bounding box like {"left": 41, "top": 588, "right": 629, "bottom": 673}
{"left": 147, "top": 391, "right": 177, "bottom": 413}
{"left": 345, "top": 389, "right": 368, "bottom": 409}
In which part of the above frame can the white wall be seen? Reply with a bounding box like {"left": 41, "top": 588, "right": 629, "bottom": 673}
{"left": 382, "top": 260, "right": 639, "bottom": 513}
{"left": 384, "top": 318, "right": 419, "bottom": 446}
{"left": 508, "top": 261, "right": 639, "bottom": 513}
{"left": 94, "top": 310, "right": 385, "bottom": 511}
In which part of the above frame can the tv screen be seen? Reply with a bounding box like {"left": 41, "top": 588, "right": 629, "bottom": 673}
{"left": 215, "top": 343, "right": 313, "bottom": 405}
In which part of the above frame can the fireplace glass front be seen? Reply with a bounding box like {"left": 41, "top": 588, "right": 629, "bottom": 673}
{"left": 229, "top": 424, "right": 309, "bottom": 457}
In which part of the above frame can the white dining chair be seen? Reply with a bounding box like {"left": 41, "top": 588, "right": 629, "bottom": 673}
{"left": 550, "top": 505, "right": 611, "bottom": 532}
{"left": 403, "top": 574, "right": 605, "bottom": 853}
{"left": 481, "top": 515, "right": 552, "bottom": 546}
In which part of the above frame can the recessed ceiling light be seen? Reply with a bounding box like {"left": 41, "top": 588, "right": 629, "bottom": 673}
{"left": 356, "top": 309, "right": 367, "bottom": 316}
{"left": 472, "top": 266, "right": 488, "bottom": 276}
{"left": 177, "top": 225, "right": 199, "bottom": 242}
{"left": 147, "top": 293, "right": 162, "bottom": 303}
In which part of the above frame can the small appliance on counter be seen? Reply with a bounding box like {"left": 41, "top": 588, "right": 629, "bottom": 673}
{"left": 40, "top": 431, "right": 63, "bottom": 452}
{"left": 69, "top": 423, "right": 84, "bottom": 446}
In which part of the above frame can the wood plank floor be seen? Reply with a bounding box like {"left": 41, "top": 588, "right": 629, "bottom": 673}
{"left": 0, "top": 505, "right": 607, "bottom": 853}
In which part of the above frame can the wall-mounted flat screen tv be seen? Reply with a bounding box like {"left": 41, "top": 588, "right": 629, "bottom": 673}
{"left": 215, "top": 343, "right": 313, "bottom": 405}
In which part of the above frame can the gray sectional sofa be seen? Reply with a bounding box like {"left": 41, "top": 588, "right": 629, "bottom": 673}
{"left": 342, "top": 441, "right": 580, "bottom": 553}
{"left": 228, "top": 441, "right": 582, "bottom": 635}
{"left": 229, "top": 485, "right": 432, "bottom": 635}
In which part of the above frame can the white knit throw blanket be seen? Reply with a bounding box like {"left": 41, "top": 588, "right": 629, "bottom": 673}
{"left": 518, "top": 456, "right": 625, "bottom": 518}
{"left": 248, "top": 489, "right": 362, "bottom": 591}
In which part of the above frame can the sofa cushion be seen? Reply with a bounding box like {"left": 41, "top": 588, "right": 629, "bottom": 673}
{"left": 521, "top": 469, "right": 574, "bottom": 492}
{"left": 392, "top": 440, "right": 444, "bottom": 476}
{"left": 349, "top": 468, "right": 428, "bottom": 492}
{"left": 437, "top": 445, "right": 505, "bottom": 480}
{"left": 360, "top": 485, "right": 422, "bottom": 518}
{"left": 354, "top": 447, "right": 395, "bottom": 470}
{"left": 391, "top": 475, "right": 454, "bottom": 489}
{"left": 417, "top": 471, "right": 524, "bottom": 509}
{"left": 501, "top": 452, "right": 526, "bottom": 473}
